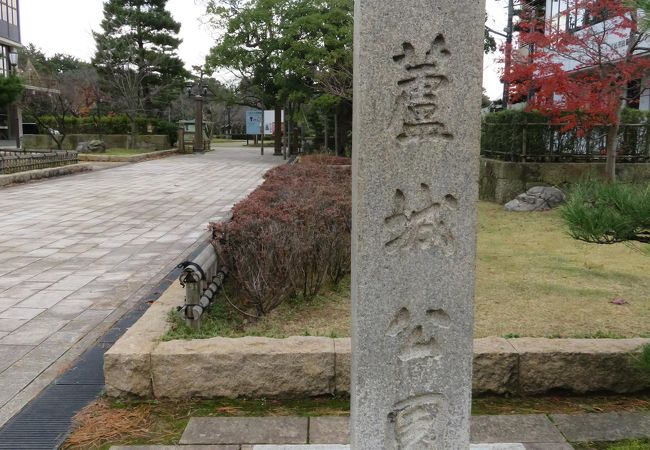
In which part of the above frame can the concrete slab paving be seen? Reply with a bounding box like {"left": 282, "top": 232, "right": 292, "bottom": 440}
{"left": 523, "top": 444, "right": 575, "bottom": 450}
{"left": 0, "top": 146, "right": 280, "bottom": 428}
{"left": 308, "top": 417, "right": 349, "bottom": 444}
{"left": 0, "top": 344, "right": 32, "bottom": 372}
{"left": 471, "top": 414, "right": 568, "bottom": 444}
{"left": 181, "top": 417, "right": 309, "bottom": 445}
{"left": 111, "top": 446, "right": 239, "bottom": 450}
{"left": 550, "top": 411, "right": 650, "bottom": 442}
{"left": 248, "top": 446, "right": 528, "bottom": 450}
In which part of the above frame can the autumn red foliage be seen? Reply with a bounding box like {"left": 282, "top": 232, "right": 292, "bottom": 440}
{"left": 507, "top": 0, "right": 650, "bottom": 127}
{"left": 505, "top": 0, "right": 650, "bottom": 180}
{"left": 210, "top": 158, "right": 351, "bottom": 317}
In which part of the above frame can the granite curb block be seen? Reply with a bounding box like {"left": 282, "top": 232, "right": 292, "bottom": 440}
{"left": 108, "top": 446, "right": 550, "bottom": 450}
{"left": 470, "top": 414, "right": 566, "bottom": 443}
{"left": 111, "top": 447, "right": 239, "bottom": 450}
{"left": 550, "top": 411, "right": 650, "bottom": 442}
{"left": 0, "top": 163, "right": 93, "bottom": 187}
{"left": 104, "top": 285, "right": 650, "bottom": 399}
{"left": 78, "top": 148, "right": 178, "bottom": 163}
{"left": 152, "top": 336, "right": 335, "bottom": 398}
{"left": 181, "top": 417, "right": 309, "bottom": 445}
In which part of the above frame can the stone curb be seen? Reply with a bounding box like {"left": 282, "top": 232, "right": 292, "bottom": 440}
{"left": 0, "top": 163, "right": 93, "bottom": 187}
{"left": 79, "top": 148, "right": 178, "bottom": 163}
{"left": 104, "top": 284, "right": 650, "bottom": 399}
{"left": 110, "top": 412, "right": 650, "bottom": 448}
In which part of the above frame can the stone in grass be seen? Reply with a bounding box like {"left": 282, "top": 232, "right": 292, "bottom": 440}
{"left": 504, "top": 186, "right": 566, "bottom": 212}
{"left": 76, "top": 140, "right": 106, "bottom": 153}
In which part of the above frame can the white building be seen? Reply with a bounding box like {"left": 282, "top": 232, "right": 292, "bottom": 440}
{"left": 533, "top": 0, "right": 650, "bottom": 109}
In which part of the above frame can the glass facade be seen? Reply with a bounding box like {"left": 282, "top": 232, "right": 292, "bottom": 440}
{"left": 0, "top": 0, "right": 18, "bottom": 26}
{"left": 0, "top": 0, "right": 19, "bottom": 44}
{"left": 547, "top": 0, "right": 605, "bottom": 33}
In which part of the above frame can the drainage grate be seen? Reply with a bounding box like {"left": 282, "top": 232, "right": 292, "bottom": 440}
{"left": 0, "top": 384, "right": 103, "bottom": 449}
{"left": 0, "top": 240, "right": 211, "bottom": 449}
{"left": 55, "top": 344, "right": 107, "bottom": 386}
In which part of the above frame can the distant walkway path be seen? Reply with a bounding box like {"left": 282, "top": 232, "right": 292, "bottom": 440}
{"left": 0, "top": 145, "right": 281, "bottom": 427}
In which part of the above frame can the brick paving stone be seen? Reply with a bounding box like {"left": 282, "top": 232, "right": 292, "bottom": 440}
{"left": 111, "top": 446, "right": 240, "bottom": 450}
{"left": 0, "top": 344, "right": 32, "bottom": 373}
{"left": 0, "top": 318, "right": 27, "bottom": 332}
{"left": 0, "top": 316, "right": 69, "bottom": 346}
{"left": 1, "top": 284, "right": 50, "bottom": 300}
{"left": 309, "top": 417, "right": 349, "bottom": 444}
{"left": 45, "top": 299, "right": 95, "bottom": 320}
{"left": 0, "top": 307, "right": 45, "bottom": 321}
{"left": 550, "top": 411, "right": 650, "bottom": 442}
{"left": 0, "top": 146, "right": 280, "bottom": 428}
{"left": 49, "top": 274, "right": 97, "bottom": 291}
{"left": 470, "top": 415, "right": 567, "bottom": 444}
{"left": 247, "top": 447, "right": 531, "bottom": 450}
{"left": 17, "top": 289, "right": 74, "bottom": 308}
{"left": 0, "top": 297, "right": 22, "bottom": 311}
{"left": 523, "top": 445, "right": 574, "bottom": 450}
{"left": 249, "top": 446, "right": 351, "bottom": 450}
{"left": 180, "top": 417, "right": 309, "bottom": 445}
{"left": 60, "top": 309, "right": 112, "bottom": 334}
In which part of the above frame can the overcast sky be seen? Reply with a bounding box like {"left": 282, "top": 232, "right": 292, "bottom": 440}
{"left": 21, "top": 0, "right": 508, "bottom": 100}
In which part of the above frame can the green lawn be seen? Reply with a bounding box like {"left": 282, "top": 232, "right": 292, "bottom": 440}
{"left": 165, "top": 201, "right": 650, "bottom": 340}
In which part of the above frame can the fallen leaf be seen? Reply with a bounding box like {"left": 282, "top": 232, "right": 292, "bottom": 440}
{"left": 610, "top": 298, "right": 628, "bottom": 305}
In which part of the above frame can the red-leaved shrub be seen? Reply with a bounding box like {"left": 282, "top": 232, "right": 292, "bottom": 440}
{"left": 211, "top": 159, "right": 351, "bottom": 317}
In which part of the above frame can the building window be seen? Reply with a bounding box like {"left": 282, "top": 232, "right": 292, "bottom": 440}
{"left": 0, "top": 0, "right": 17, "bottom": 26}
{"left": 0, "top": 46, "right": 8, "bottom": 77}
{"left": 548, "top": 0, "right": 606, "bottom": 33}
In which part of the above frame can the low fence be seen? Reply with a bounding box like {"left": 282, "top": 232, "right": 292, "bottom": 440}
{"left": 0, "top": 149, "right": 78, "bottom": 174}
{"left": 481, "top": 122, "right": 650, "bottom": 163}
{"left": 177, "top": 243, "right": 227, "bottom": 329}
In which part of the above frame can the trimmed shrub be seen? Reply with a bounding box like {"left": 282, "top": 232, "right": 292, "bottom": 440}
{"left": 300, "top": 154, "right": 351, "bottom": 166}
{"left": 211, "top": 156, "right": 351, "bottom": 317}
{"left": 561, "top": 182, "right": 650, "bottom": 244}
{"left": 34, "top": 114, "right": 178, "bottom": 145}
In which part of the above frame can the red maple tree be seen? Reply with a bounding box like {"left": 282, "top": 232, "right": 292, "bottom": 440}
{"left": 505, "top": 0, "right": 650, "bottom": 181}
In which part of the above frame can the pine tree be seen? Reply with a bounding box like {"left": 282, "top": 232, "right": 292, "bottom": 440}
{"left": 93, "top": 0, "right": 187, "bottom": 115}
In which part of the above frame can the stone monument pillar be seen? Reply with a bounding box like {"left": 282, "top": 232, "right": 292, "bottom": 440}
{"left": 351, "top": 0, "right": 485, "bottom": 448}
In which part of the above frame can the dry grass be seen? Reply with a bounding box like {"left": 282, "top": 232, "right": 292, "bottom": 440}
{"left": 211, "top": 201, "right": 650, "bottom": 339}
{"left": 63, "top": 396, "right": 349, "bottom": 450}
{"left": 64, "top": 400, "right": 155, "bottom": 450}
{"left": 239, "top": 276, "right": 352, "bottom": 338}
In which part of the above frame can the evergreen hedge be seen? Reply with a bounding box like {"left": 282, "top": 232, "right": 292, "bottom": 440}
{"left": 34, "top": 114, "right": 178, "bottom": 146}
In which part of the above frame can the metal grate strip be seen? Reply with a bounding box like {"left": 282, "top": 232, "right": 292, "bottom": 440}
{"left": 0, "top": 241, "right": 208, "bottom": 449}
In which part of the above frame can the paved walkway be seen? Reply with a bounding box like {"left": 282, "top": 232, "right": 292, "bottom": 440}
{"left": 111, "top": 411, "right": 650, "bottom": 449}
{"left": 0, "top": 145, "right": 281, "bottom": 427}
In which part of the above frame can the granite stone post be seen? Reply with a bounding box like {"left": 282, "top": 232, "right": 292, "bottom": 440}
{"left": 351, "top": 0, "right": 485, "bottom": 448}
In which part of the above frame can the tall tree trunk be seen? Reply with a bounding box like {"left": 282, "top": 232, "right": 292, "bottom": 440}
{"left": 335, "top": 111, "right": 340, "bottom": 156}
{"left": 323, "top": 113, "right": 329, "bottom": 151}
{"left": 274, "top": 105, "right": 282, "bottom": 155}
{"left": 128, "top": 116, "right": 137, "bottom": 150}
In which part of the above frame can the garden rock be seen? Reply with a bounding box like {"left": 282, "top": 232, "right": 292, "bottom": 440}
{"left": 504, "top": 186, "right": 566, "bottom": 212}
{"left": 76, "top": 140, "right": 106, "bottom": 153}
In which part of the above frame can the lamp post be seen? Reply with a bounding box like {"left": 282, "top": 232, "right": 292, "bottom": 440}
{"left": 8, "top": 49, "right": 19, "bottom": 148}
{"left": 185, "top": 73, "right": 208, "bottom": 153}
